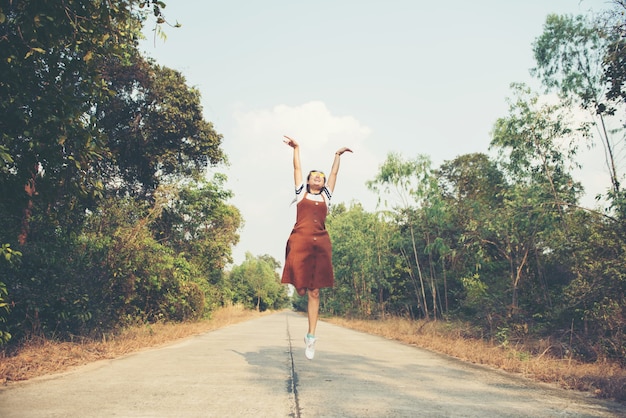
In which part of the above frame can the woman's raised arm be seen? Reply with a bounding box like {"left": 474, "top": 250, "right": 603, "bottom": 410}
{"left": 283, "top": 135, "right": 303, "bottom": 186}
{"left": 326, "top": 147, "right": 352, "bottom": 193}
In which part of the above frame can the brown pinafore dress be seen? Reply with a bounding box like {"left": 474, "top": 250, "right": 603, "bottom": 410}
{"left": 281, "top": 192, "right": 334, "bottom": 290}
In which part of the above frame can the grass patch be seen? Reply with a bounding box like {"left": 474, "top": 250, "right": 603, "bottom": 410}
{"left": 326, "top": 316, "right": 626, "bottom": 402}
{"left": 0, "top": 304, "right": 266, "bottom": 385}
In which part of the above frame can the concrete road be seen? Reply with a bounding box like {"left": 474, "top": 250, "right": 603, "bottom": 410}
{"left": 0, "top": 311, "right": 624, "bottom": 417}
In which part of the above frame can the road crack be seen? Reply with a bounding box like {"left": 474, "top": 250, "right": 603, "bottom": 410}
{"left": 286, "top": 313, "right": 301, "bottom": 418}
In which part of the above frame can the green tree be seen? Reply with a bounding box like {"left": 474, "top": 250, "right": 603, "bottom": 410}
{"left": 97, "top": 58, "right": 225, "bottom": 198}
{"left": 152, "top": 174, "right": 242, "bottom": 286}
{"left": 603, "top": 1, "right": 626, "bottom": 104}
{"left": 491, "top": 83, "right": 581, "bottom": 314}
{"left": 514, "top": 5, "right": 626, "bottom": 362}
{"left": 325, "top": 203, "right": 399, "bottom": 317}
{"left": 367, "top": 153, "right": 435, "bottom": 319}
{"left": 228, "top": 253, "right": 288, "bottom": 311}
{"left": 3, "top": 191, "right": 211, "bottom": 340}
{"left": 0, "top": 244, "right": 20, "bottom": 345}
{"left": 532, "top": 12, "right": 625, "bottom": 216}
{"left": 0, "top": 1, "right": 169, "bottom": 245}
{"left": 0, "top": 1, "right": 239, "bottom": 343}
{"left": 436, "top": 153, "right": 506, "bottom": 317}
{"left": 492, "top": 84, "right": 582, "bottom": 205}
{"left": 418, "top": 172, "right": 451, "bottom": 318}
{"left": 556, "top": 210, "right": 626, "bottom": 362}
{"left": 82, "top": 194, "right": 209, "bottom": 327}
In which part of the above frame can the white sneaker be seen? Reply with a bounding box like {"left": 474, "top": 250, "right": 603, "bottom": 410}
{"left": 304, "top": 335, "right": 317, "bottom": 360}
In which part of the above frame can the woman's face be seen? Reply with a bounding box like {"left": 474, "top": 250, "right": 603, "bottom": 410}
{"left": 308, "top": 171, "right": 325, "bottom": 189}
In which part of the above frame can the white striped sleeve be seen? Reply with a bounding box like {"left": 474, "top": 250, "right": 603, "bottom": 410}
{"left": 322, "top": 186, "right": 332, "bottom": 201}
{"left": 290, "top": 183, "right": 305, "bottom": 205}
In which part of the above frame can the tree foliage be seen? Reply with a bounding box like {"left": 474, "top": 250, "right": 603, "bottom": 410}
{"left": 0, "top": 1, "right": 243, "bottom": 346}
{"left": 366, "top": 153, "right": 446, "bottom": 319}
{"left": 97, "top": 58, "right": 225, "bottom": 197}
{"left": 532, "top": 10, "right": 626, "bottom": 217}
{"left": 321, "top": 4, "right": 626, "bottom": 362}
{"left": 227, "top": 253, "right": 289, "bottom": 312}
{"left": 324, "top": 203, "right": 400, "bottom": 317}
{"left": 603, "top": 1, "right": 626, "bottom": 103}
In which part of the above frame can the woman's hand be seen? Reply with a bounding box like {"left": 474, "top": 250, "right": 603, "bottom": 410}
{"left": 335, "top": 147, "right": 353, "bottom": 156}
{"left": 283, "top": 135, "right": 299, "bottom": 148}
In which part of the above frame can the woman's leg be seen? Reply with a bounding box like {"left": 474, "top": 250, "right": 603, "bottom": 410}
{"left": 307, "top": 288, "right": 320, "bottom": 335}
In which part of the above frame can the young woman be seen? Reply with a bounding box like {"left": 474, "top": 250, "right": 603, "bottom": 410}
{"left": 281, "top": 135, "right": 352, "bottom": 360}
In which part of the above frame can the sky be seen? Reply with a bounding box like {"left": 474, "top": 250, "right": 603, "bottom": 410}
{"left": 139, "top": 0, "right": 612, "bottom": 267}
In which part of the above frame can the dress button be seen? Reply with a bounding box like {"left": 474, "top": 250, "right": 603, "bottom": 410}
{"left": 315, "top": 202, "right": 319, "bottom": 205}
{"left": 313, "top": 237, "right": 317, "bottom": 241}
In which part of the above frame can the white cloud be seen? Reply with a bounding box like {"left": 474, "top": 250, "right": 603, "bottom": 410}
{"left": 232, "top": 100, "right": 370, "bottom": 153}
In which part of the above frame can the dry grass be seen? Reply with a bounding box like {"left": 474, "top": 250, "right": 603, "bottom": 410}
{"left": 327, "top": 316, "right": 626, "bottom": 402}
{"left": 0, "top": 304, "right": 267, "bottom": 385}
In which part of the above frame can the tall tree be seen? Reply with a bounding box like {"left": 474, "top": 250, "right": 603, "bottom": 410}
{"left": 367, "top": 153, "right": 434, "bottom": 319}
{"left": 0, "top": 1, "right": 169, "bottom": 243}
{"left": 528, "top": 5, "right": 626, "bottom": 362}
{"left": 97, "top": 58, "right": 225, "bottom": 198}
{"left": 436, "top": 153, "right": 506, "bottom": 315}
{"left": 491, "top": 83, "right": 582, "bottom": 208}
{"left": 491, "top": 83, "right": 581, "bottom": 313}
{"left": 532, "top": 12, "right": 625, "bottom": 216}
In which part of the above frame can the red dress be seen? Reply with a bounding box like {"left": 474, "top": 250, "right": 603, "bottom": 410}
{"left": 281, "top": 192, "right": 334, "bottom": 290}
